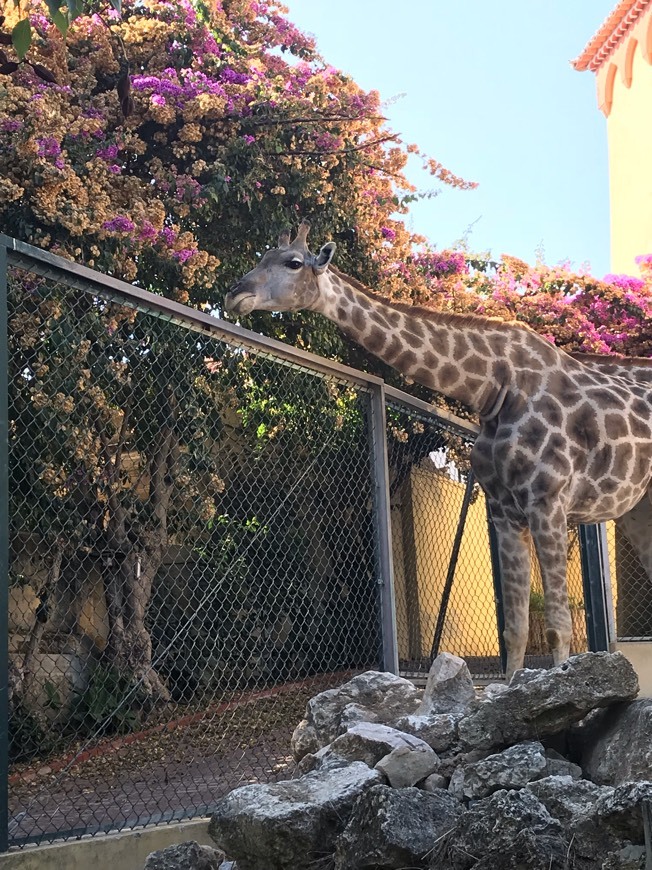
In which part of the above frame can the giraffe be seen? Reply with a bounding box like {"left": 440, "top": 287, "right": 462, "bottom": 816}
{"left": 571, "top": 352, "right": 652, "bottom": 633}
{"left": 224, "top": 221, "right": 652, "bottom": 678}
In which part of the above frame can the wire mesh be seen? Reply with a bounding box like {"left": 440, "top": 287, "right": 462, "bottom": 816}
{"left": 0, "top": 241, "right": 603, "bottom": 850}
{"left": 5, "top": 263, "right": 382, "bottom": 847}
{"left": 605, "top": 515, "right": 652, "bottom": 641}
{"left": 384, "top": 401, "right": 504, "bottom": 681}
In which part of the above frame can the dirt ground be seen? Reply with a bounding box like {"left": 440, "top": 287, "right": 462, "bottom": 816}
{"left": 9, "top": 676, "right": 344, "bottom": 846}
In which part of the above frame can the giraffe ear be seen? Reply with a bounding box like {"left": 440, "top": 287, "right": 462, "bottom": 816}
{"left": 314, "top": 242, "right": 336, "bottom": 273}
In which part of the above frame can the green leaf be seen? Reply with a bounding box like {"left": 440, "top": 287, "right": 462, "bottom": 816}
{"left": 44, "top": 0, "right": 69, "bottom": 37}
{"left": 109, "top": 0, "right": 122, "bottom": 14}
{"left": 11, "top": 18, "right": 31, "bottom": 61}
{"left": 65, "top": 0, "right": 83, "bottom": 22}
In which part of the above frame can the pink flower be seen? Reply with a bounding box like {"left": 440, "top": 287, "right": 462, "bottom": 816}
{"left": 102, "top": 216, "right": 135, "bottom": 233}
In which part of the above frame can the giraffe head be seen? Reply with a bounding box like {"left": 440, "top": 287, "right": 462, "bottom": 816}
{"left": 224, "top": 221, "right": 337, "bottom": 316}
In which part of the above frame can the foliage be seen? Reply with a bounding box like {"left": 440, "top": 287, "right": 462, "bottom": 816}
{"left": 0, "top": 0, "right": 473, "bottom": 321}
{"left": 414, "top": 251, "right": 652, "bottom": 359}
{"left": 9, "top": 701, "right": 57, "bottom": 762}
{"left": 70, "top": 663, "right": 143, "bottom": 735}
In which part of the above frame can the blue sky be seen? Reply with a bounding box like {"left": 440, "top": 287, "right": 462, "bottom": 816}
{"left": 283, "top": 1, "right": 617, "bottom": 277}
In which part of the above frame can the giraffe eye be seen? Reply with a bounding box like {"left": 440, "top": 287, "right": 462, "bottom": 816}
{"left": 285, "top": 260, "right": 303, "bottom": 270}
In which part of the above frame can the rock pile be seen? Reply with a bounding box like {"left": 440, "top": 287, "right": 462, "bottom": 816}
{"left": 145, "top": 651, "right": 652, "bottom": 870}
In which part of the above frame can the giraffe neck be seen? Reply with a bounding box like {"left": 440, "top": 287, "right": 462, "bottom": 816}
{"left": 313, "top": 268, "right": 541, "bottom": 418}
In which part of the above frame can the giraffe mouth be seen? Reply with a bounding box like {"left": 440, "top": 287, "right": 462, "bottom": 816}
{"left": 224, "top": 288, "right": 256, "bottom": 315}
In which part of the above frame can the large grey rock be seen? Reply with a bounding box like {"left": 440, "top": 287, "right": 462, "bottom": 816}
{"left": 335, "top": 784, "right": 462, "bottom": 869}
{"left": 593, "top": 780, "right": 652, "bottom": 843}
{"left": 526, "top": 775, "right": 613, "bottom": 827}
{"left": 602, "top": 846, "right": 647, "bottom": 869}
{"left": 457, "top": 653, "right": 639, "bottom": 750}
{"left": 143, "top": 841, "right": 225, "bottom": 870}
{"left": 330, "top": 722, "right": 433, "bottom": 766}
{"left": 418, "top": 652, "right": 475, "bottom": 715}
{"left": 375, "top": 743, "right": 440, "bottom": 788}
{"left": 291, "top": 671, "right": 420, "bottom": 761}
{"left": 208, "top": 762, "right": 382, "bottom": 870}
{"left": 463, "top": 831, "right": 568, "bottom": 870}
{"left": 391, "top": 712, "right": 461, "bottom": 753}
{"left": 297, "top": 722, "right": 431, "bottom": 775}
{"left": 581, "top": 699, "right": 652, "bottom": 785}
{"left": 448, "top": 741, "right": 548, "bottom": 800}
{"left": 525, "top": 775, "right": 618, "bottom": 866}
{"left": 544, "top": 748, "right": 582, "bottom": 780}
{"left": 422, "top": 772, "right": 448, "bottom": 792}
{"left": 339, "top": 703, "right": 380, "bottom": 731}
{"left": 431, "top": 788, "right": 564, "bottom": 870}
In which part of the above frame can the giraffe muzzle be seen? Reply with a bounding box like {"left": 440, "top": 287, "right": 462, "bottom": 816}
{"left": 224, "top": 283, "right": 255, "bottom": 314}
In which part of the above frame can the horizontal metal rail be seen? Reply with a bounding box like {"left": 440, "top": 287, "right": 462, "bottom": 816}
{"left": 1, "top": 234, "right": 480, "bottom": 435}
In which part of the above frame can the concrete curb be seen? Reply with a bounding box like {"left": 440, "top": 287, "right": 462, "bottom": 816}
{"left": 0, "top": 819, "right": 215, "bottom": 870}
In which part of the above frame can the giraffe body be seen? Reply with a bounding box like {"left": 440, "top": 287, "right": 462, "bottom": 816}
{"left": 225, "top": 223, "right": 652, "bottom": 677}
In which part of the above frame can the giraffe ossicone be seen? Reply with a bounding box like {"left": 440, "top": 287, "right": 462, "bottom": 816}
{"left": 225, "top": 222, "right": 652, "bottom": 679}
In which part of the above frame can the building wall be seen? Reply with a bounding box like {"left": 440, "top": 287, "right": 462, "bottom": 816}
{"left": 607, "top": 37, "right": 652, "bottom": 272}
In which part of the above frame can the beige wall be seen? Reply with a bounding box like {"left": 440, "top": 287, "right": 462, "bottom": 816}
{"left": 607, "top": 42, "right": 652, "bottom": 272}
{"left": 393, "top": 464, "right": 499, "bottom": 661}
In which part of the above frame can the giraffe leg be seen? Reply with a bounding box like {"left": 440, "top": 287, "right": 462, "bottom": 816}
{"left": 529, "top": 514, "right": 572, "bottom": 667}
{"left": 489, "top": 511, "right": 532, "bottom": 680}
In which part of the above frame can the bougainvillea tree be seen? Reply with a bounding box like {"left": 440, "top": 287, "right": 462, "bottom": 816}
{"left": 1, "top": 0, "right": 477, "bottom": 706}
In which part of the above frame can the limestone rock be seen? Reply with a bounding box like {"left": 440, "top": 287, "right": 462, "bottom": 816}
{"left": 457, "top": 653, "right": 639, "bottom": 751}
{"left": 431, "top": 788, "right": 564, "bottom": 870}
{"left": 143, "top": 841, "right": 225, "bottom": 870}
{"left": 330, "top": 722, "right": 433, "bottom": 767}
{"left": 526, "top": 775, "right": 613, "bottom": 827}
{"left": 208, "top": 762, "right": 382, "bottom": 870}
{"left": 339, "top": 703, "right": 380, "bottom": 731}
{"left": 296, "top": 748, "right": 349, "bottom": 776}
{"left": 448, "top": 741, "right": 548, "bottom": 800}
{"left": 602, "top": 845, "right": 647, "bottom": 870}
{"left": 290, "top": 719, "right": 320, "bottom": 760}
{"left": 375, "top": 743, "right": 440, "bottom": 788}
{"left": 391, "top": 712, "right": 461, "bottom": 753}
{"left": 335, "top": 784, "right": 462, "bottom": 869}
{"left": 421, "top": 772, "right": 448, "bottom": 792}
{"left": 293, "top": 671, "right": 420, "bottom": 760}
{"left": 463, "top": 831, "right": 568, "bottom": 870}
{"left": 594, "top": 780, "right": 652, "bottom": 843}
{"left": 297, "top": 722, "right": 430, "bottom": 775}
{"left": 581, "top": 699, "right": 652, "bottom": 785}
{"left": 418, "top": 652, "right": 475, "bottom": 716}
{"left": 544, "top": 748, "right": 582, "bottom": 780}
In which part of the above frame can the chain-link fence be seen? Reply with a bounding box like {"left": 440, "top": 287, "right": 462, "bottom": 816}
{"left": 2, "top": 239, "right": 392, "bottom": 849}
{"left": 0, "top": 235, "right": 607, "bottom": 851}
{"left": 605, "top": 512, "right": 652, "bottom": 641}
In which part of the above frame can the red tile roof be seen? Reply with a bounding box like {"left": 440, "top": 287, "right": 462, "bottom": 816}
{"left": 573, "top": 0, "right": 652, "bottom": 71}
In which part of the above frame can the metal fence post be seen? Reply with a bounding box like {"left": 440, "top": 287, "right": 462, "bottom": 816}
{"left": 368, "top": 383, "right": 398, "bottom": 674}
{"left": 579, "top": 523, "right": 610, "bottom": 652}
{"left": 0, "top": 242, "right": 9, "bottom": 853}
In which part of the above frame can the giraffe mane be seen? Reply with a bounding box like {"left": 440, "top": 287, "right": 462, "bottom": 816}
{"left": 572, "top": 351, "right": 652, "bottom": 365}
{"left": 327, "top": 265, "right": 549, "bottom": 341}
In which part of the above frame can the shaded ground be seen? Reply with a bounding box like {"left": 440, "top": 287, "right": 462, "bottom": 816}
{"left": 9, "top": 674, "right": 349, "bottom": 846}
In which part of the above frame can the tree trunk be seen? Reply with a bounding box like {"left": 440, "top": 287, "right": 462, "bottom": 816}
{"left": 19, "top": 543, "right": 64, "bottom": 698}
{"left": 102, "top": 542, "right": 170, "bottom": 702}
